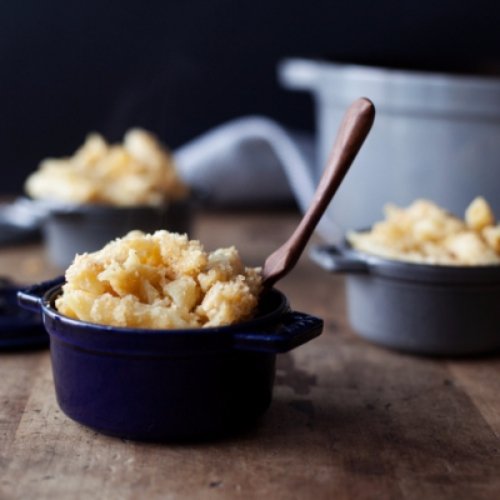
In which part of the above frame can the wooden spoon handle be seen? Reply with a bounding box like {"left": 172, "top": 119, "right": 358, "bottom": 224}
{"left": 261, "top": 97, "right": 375, "bottom": 288}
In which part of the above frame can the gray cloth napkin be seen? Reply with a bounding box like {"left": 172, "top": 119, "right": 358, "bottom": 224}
{"left": 175, "top": 116, "right": 338, "bottom": 240}
{"left": 174, "top": 115, "right": 316, "bottom": 207}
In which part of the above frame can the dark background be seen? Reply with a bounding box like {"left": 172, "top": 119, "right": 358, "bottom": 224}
{"left": 1, "top": 0, "right": 499, "bottom": 194}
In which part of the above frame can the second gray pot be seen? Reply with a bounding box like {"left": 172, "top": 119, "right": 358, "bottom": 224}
{"left": 42, "top": 200, "right": 192, "bottom": 269}
{"left": 311, "top": 244, "right": 500, "bottom": 356}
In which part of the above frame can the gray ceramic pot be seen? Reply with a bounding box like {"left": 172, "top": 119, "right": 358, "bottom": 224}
{"left": 311, "top": 244, "right": 500, "bottom": 356}
{"left": 41, "top": 199, "right": 192, "bottom": 268}
{"left": 280, "top": 58, "right": 500, "bottom": 241}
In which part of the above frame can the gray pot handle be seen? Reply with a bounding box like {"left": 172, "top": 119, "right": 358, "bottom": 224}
{"left": 310, "top": 245, "right": 369, "bottom": 274}
{"left": 17, "top": 276, "right": 65, "bottom": 313}
{"left": 278, "top": 58, "right": 323, "bottom": 91}
{"left": 233, "top": 311, "right": 323, "bottom": 353}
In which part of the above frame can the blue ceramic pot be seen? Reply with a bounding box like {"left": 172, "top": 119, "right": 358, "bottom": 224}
{"left": 19, "top": 278, "right": 323, "bottom": 441}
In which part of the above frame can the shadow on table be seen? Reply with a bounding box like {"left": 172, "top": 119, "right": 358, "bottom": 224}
{"left": 242, "top": 353, "right": 500, "bottom": 481}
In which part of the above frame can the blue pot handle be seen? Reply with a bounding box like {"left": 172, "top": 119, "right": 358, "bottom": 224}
{"left": 17, "top": 276, "right": 65, "bottom": 313}
{"left": 310, "top": 245, "right": 369, "bottom": 274}
{"left": 233, "top": 311, "right": 323, "bottom": 353}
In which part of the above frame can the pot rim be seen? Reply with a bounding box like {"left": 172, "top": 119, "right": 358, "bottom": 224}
{"left": 40, "top": 284, "right": 289, "bottom": 337}
{"left": 311, "top": 240, "right": 500, "bottom": 285}
{"left": 25, "top": 196, "right": 193, "bottom": 215}
{"left": 18, "top": 278, "right": 323, "bottom": 355}
{"left": 279, "top": 58, "right": 500, "bottom": 117}
{"left": 283, "top": 57, "right": 500, "bottom": 89}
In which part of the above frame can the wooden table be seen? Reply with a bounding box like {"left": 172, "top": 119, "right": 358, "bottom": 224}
{"left": 1, "top": 210, "right": 500, "bottom": 500}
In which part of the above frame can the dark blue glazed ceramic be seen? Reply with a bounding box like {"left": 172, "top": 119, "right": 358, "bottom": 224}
{"left": 0, "top": 277, "right": 47, "bottom": 349}
{"left": 19, "top": 278, "right": 322, "bottom": 441}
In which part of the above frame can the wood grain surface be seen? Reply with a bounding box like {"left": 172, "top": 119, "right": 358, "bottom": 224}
{"left": 1, "top": 210, "right": 500, "bottom": 500}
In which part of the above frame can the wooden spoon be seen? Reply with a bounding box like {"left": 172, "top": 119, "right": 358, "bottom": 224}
{"left": 261, "top": 97, "right": 375, "bottom": 288}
